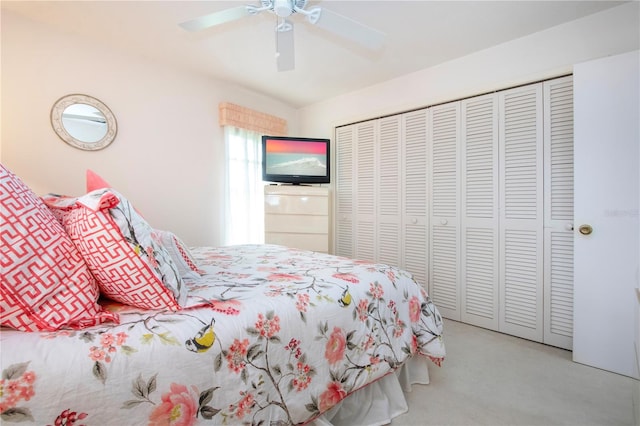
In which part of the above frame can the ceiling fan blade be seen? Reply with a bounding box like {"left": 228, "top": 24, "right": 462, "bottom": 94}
{"left": 310, "top": 8, "right": 386, "bottom": 50}
{"left": 179, "top": 6, "right": 250, "bottom": 32}
{"left": 276, "top": 21, "right": 295, "bottom": 72}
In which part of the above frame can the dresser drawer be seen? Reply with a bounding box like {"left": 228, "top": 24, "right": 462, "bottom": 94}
{"left": 265, "top": 214, "right": 328, "bottom": 234}
{"left": 265, "top": 194, "right": 328, "bottom": 215}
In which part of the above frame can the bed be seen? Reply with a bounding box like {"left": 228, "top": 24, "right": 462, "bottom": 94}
{"left": 0, "top": 164, "right": 445, "bottom": 426}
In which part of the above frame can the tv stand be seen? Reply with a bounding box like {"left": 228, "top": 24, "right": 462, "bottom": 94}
{"left": 264, "top": 186, "right": 329, "bottom": 253}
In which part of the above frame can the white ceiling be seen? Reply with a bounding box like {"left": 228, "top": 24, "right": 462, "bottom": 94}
{"left": 1, "top": 0, "right": 626, "bottom": 107}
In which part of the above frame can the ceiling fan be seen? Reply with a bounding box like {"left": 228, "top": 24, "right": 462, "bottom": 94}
{"left": 179, "top": 0, "right": 386, "bottom": 72}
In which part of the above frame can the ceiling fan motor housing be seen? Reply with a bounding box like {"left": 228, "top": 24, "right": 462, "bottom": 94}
{"left": 273, "top": 0, "right": 294, "bottom": 17}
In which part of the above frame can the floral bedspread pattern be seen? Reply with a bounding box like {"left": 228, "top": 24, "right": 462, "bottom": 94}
{"left": 0, "top": 244, "right": 445, "bottom": 425}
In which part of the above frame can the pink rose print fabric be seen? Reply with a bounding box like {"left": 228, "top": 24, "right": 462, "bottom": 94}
{"left": 0, "top": 244, "right": 445, "bottom": 425}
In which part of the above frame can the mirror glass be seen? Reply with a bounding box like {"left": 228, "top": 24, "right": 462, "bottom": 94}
{"left": 51, "top": 94, "right": 117, "bottom": 151}
{"left": 61, "top": 103, "right": 108, "bottom": 143}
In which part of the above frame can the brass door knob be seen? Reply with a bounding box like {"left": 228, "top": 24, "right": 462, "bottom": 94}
{"left": 578, "top": 224, "right": 593, "bottom": 235}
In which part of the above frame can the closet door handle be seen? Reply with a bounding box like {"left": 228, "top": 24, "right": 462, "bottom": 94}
{"left": 440, "top": 219, "right": 448, "bottom": 225}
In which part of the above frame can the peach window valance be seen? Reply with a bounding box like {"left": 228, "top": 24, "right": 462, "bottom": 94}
{"left": 218, "top": 102, "right": 287, "bottom": 136}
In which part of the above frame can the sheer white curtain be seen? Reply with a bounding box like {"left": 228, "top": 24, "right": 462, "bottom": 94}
{"left": 223, "top": 126, "right": 265, "bottom": 245}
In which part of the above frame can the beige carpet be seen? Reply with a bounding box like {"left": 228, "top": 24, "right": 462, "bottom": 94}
{"left": 393, "top": 319, "right": 637, "bottom": 426}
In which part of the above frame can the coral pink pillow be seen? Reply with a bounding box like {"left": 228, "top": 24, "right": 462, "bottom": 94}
{"left": 43, "top": 189, "right": 188, "bottom": 310}
{"left": 86, "top": 169, "right": 112, "bottom": 192}
{"left": 0, "top": 164, "right": 119, "bottom": 332}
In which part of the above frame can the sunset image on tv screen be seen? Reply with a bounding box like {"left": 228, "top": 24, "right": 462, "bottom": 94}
{"left": 265, "top": 139, "right": 327, "bottom": 176}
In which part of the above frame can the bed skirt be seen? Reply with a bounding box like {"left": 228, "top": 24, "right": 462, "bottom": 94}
{"left": 311, "top": 355, "right": 430, "bottom": 426}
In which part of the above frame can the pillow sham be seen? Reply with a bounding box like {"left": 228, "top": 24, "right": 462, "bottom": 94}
{"left": 0, "top": 164, "right": 119, "bottom": 331}
{"left": 153, "top": 230, "right": 203, "bottom": 280}
{"left": 43, "top": 189, "right": 188, "bottom": 311}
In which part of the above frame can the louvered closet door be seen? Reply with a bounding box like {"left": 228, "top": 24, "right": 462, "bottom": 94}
{"left": 335, "top": 125, "right": 355, "bottom": 258}
{"left": 498, "top": 84, "right": 544, "bottom": 342}
{"left": 461, "top": 94, "right": 499, "bottom": 330}
{"left": 543, "top": 76, "right": 574, "bottom": 350}
{"left": 377, "top": 116, "right": 402, "bottom": 266}
{"left": 429, "top": 103, "right": 461, "bottom": 320}
{"left": 354, "top": 121, "right": 377, "bottom": 262}
{"left": 402, "top": 109, "right": 429, "bottom": 288}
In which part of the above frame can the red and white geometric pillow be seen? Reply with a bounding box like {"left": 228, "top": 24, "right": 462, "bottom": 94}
{"left": 0, "top": 163, "right": 119, "bottom": 332}
{"left": 87, "top": 169, "right": 201, "bottom": 281}
{"left": 43, "top": 189, "right": 188, "bottom": 311}
{"left": 152, "top": 229, "right": 203, "bottom": 280}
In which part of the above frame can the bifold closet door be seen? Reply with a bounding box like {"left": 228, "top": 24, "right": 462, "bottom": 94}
{"left": 335, "top": 125, "right": 354, "bottom": 258}
{"left": 461, "top": 94, "right": 500, "bottom": 330}
{"left": 336, "top": 76, "right": 575, "bottom": 347}
{"left": 498, "top": 84, "right": 544, "bottom": 342}
{"left": 429, "top": 103, "right": 461, "bottom": 320}
{"left": 354, "top": 121, "right": 377, "bottom": 262}
{"left": 401, "top": 110, "right": 429, "bottom": 289}
{"left": 543, "top": 76, "right": 574, "bottom": 350}
{"left": 377, "top": 116, "right": 402, "bottom": 267}
{"left": 335, "top": 120, "right": 378, "bottom": 262}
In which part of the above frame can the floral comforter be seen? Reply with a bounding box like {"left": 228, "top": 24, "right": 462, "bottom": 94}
{"left": 0, "top": 244, "right": 445, "bottom": 425}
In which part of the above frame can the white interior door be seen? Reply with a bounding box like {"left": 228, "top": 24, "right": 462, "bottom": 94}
{"left": 573, "top": 50, "right": 639, "bottom": 378}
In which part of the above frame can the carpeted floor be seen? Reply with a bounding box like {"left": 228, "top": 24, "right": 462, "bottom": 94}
{"left": 392, "top": 319, "right": 637, "bottom": 426}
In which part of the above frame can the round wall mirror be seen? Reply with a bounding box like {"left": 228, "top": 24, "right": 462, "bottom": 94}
{"left": 51, "top": 94, "right": 117, "bottom": 151}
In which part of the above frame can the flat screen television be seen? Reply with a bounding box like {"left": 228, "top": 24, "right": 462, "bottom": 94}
{"left": 262, "top": 136, "right": 330, "bottom": 184}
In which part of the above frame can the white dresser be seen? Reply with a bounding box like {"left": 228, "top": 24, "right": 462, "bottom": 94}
{"left": 264, "top": 185, "right": 330, "bottom": 253}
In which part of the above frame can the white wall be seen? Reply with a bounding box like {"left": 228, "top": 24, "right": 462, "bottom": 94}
{"left": 0, "top": 10, "right": 299, "bottom": 247}
{"left": 299, "top": 2, "right": 639, "bottom": 136}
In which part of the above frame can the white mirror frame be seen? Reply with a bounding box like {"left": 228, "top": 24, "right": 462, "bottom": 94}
{"left": 51, "top": 94, "right": 117, "bottom": 151}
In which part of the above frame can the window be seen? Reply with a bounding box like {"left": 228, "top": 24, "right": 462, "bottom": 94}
{"left": 223, "top": 126, "right": 265, "bottom": 245}
{"left": 218, "top": 102, "right": 287, "bottom": 246}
